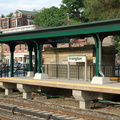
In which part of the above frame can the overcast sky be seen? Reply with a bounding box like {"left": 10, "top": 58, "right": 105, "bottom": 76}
{"left": 0, "top": 0, "right": 62, "bottom": 15}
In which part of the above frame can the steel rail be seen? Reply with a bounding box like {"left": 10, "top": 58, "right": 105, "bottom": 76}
{"left": 0, "top": 99, "right": 109, "bottom": 120}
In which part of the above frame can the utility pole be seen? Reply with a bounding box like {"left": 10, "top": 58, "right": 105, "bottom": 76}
{"left": 63, "top": 13, "right": 73, "bottom": 25}
{"left": 66, "top": 13, "right": 73, "bottom": 25}
{"left": 66, "top": 13, "right": 70, "bottom": 25}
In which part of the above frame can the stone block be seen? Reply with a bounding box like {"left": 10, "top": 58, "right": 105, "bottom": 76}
{"left": 26, "top": 71, "right": 34, "bottom": 77}
{"left": 34, "top": 73, "right": 48, "bottom": 79}
{"left": 72, "top": 90, "right": 98, "bottom": 101}
{"left": 17, "top": 84, "right": 38, "bottom": 92}
{"left": 91, "top": 76, "right": 110, "bottom": 84}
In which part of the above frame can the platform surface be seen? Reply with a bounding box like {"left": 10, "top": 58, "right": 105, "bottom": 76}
{"left": 0, "top": 77, "right": 120, "bottom": 94}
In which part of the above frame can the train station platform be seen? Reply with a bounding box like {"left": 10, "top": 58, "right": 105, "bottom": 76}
{"left": 0, "top": 77, "right": 120, "bottom": 109}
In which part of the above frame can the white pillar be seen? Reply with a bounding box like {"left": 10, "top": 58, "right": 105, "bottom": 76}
{"left": 17, "top": 84, "right": 38, "bottom": 99}
{"left": 23, "top": 92, "right": 32, "bottom": 99}
{"left": 72, "top": 90, "right": 98, "bottom": 109}
{"left": 5, "top": 89, "right": 13, "bottom": 95}
{"left": 0, "top": 82, "right": 16, "bottom": 95}
{"left": 79, "top": 100, "right": 91, "bottom": 109}
{"left": 91, "top": 76, "right": 110, "bottom": 84}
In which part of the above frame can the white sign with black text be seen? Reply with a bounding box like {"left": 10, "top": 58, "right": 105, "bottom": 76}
{"left": 68, "top": 55, "right": 87, "bottom": 81}
{"left": 68, "top": 55, "right": 86, "bottom": 62}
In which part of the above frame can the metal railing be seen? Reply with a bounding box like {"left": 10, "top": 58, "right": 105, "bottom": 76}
{"left": 44, "top": 64, "right": 116, "bottom": 80}
{"left": 0, "top": 64, "right": 119, "bottom": 81}
{"left": 0, "top": 65, "right": 28, "bottom": 77}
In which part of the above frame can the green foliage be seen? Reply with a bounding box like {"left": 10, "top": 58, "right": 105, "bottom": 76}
{"left": 83, "top": 0, "right": 120, "bottom": 21}
{"left": 114, "top": 36, "right": 120, "bottom": 53}
{"left": 83, "top": 0, "right": 120, "bottom": 53}
{"left": 61, "top": 0, "right": 85, "bottom": 22}
{"left": 6, "top": 12, "right": 13, "bottom": 17}
{"left": 62, "top": 0, "right": 84, "bottom": 14}
{"left": 34, "top": 0, "right": 120, "bottom": 26}
{"left": 34, "top": 0, "right": 85, "bottom": 27}
{"left": 34, "top": 6, "right": 64, "bottom": 27}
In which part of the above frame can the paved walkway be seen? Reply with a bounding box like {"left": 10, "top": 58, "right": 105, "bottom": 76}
{"left": 0, "top": 77, "right": 120, "bottom": 94}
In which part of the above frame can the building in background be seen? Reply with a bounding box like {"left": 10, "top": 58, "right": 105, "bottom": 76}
{"left": 1, "top": 25, "right": 45, "bottom": 64}
{"left": 0, "top": 10, "right": 43, "bottom": 64}
{"left": 0, "top": 9, "right": 115, "bottom": 65}
{"left": 57, "top": 36, "right": 114, "bottom": 48}
{"left": 0, "top": 10, "right": 36, "bottom": 29}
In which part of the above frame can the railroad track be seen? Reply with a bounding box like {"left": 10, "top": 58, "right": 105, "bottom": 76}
{"left": 0, "top": 98, "right": 110, "bottom": 120}
{"left": 0, "top": 115, "right": 13, "bottom": 120}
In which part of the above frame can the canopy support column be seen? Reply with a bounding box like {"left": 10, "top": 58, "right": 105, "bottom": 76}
{"left": 94, "top": 34, "right": 105, "bottom": 77}
{"left": 9, "top": 44, "right": 15, "bottom": 77}
{"left": 34, "top": 47, "right": 37, "bottom": 74}
{"left": 33, "top": 41, "right": 48, "bottom": 79}
{"left": 91, "top": 34, "right": 110, "bottom": 84}
{"left": 26, "top": 43, "right": 34, "bottom": 77}
{"left": 37, "top": 44, "right": 42, "bottom": 73}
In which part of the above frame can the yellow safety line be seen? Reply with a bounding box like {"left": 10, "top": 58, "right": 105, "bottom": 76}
{"left": 109, "top": 77, "right": 119, "bottom": 79}
{"left": 0, "top": 77, "right": 120, "bottom": 90}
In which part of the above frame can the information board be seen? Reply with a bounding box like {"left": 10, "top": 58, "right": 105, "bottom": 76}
{"left": 68, "top": 55, "right": 86, "bottom": 62}
{"left": 68, "top": 55, "right": 87, "bottom": 80}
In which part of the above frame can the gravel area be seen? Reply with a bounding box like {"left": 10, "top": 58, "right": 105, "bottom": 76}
{"left": 0, "top": 92, "right": 120, "bottom": 120}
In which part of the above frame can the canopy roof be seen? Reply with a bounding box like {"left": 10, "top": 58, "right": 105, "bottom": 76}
{"left": 0, "top": 18, "right": 119, "bottom": 43}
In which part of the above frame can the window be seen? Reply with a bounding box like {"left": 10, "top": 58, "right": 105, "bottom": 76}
{"left": 19, "top": 44, "right": 21, "bottom": 51}
{"left": 13, "top": 13, "right": 21, "bottom": 17}
{"left": 28, "top": 20, "right": 33, "bottom": 25}
{"left": 27, "top": 15, "right": 31, "bottom": 18}
{"left": 18, "top": 57, "right": 22, "bottom": 62}
{"left": 4, "top": 46, "right": 7, "bottom": 52}
{"left": 17, "top": 13, "right": 21, "bottom": 17}
{"left": 14, "top": 14, "right": 16, "bottom": 17}
{"left": 4, "top": 44, "right": 8, "bottom": 52}
{"left": 17, "top": 20, "right": 21, "bottom": 26}
{"left": 24, "top": 44, "right": 27, "bottom": 51}
{"left": 2, "top": 21, "right": 8, "bottom": 27}
{"left": 12, "top": 21, "right": 16, "bottom": 26}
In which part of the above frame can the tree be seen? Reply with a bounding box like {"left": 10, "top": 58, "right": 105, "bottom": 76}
{"left": 83, "top": 0, "right": 120, "bottom": 53}
{"left": 34, "top": 6, "right": 64, "bottom": 27}
{"left": 6, "top": 12, "right": 13, "bottom": 17}
{"left": 83, "top": 0, "right": 120, "bottom": 21}
{"left": 34, "top": 0, "right": 86, "bottom": 27}
{"left": 61, "top": 0, "right": 85, "bottom": 23}
{"left": 114, "top": 36, "right": 120, "bottom": 53}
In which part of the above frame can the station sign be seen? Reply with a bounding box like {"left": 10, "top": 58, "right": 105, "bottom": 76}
{"left": 67, "top": 55, "right": 87, "bottom": 81}
{"left": 68, "top": 55, "right": 86, "bottom": 62}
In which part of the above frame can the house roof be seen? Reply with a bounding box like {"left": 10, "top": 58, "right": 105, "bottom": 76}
{"left": 17, "top": 10, "right": 37, "bottom": 15}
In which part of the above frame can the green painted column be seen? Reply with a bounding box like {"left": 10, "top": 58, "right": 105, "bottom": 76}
{"left": 34, "top": 42, "right": 42, "bottom": 73}
{"left": 93, "top": 34, "right": 105, "bottom": 77}
{"left": 34, "top": 47, "right": 37, "bottom": 74}
{"left": 28, "top": 44, "right": 33, "bottom": 71}
{"left": 37, "top": 45, "right": 42, "bottom": 73}
{"left": 9, "top": 45, "right": 15, "bottom": 77}
{"left": 94, "top": 38, "right": 100, "bottom": 76}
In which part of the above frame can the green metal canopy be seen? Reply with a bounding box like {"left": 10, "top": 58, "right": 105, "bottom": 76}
{"left": 0, "top": 18, "right": 119, "bottom": 42}
{"left": 0, "top": 18, "right": 120, "bottom": 78}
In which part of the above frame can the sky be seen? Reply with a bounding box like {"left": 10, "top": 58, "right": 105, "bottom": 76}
{"left": 0, "top": 0, "right": 63, "bottom": 15}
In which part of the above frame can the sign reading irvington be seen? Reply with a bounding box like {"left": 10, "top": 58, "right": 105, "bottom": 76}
{"left": 68, "top": 55, "right": 86, "bottom": 62}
